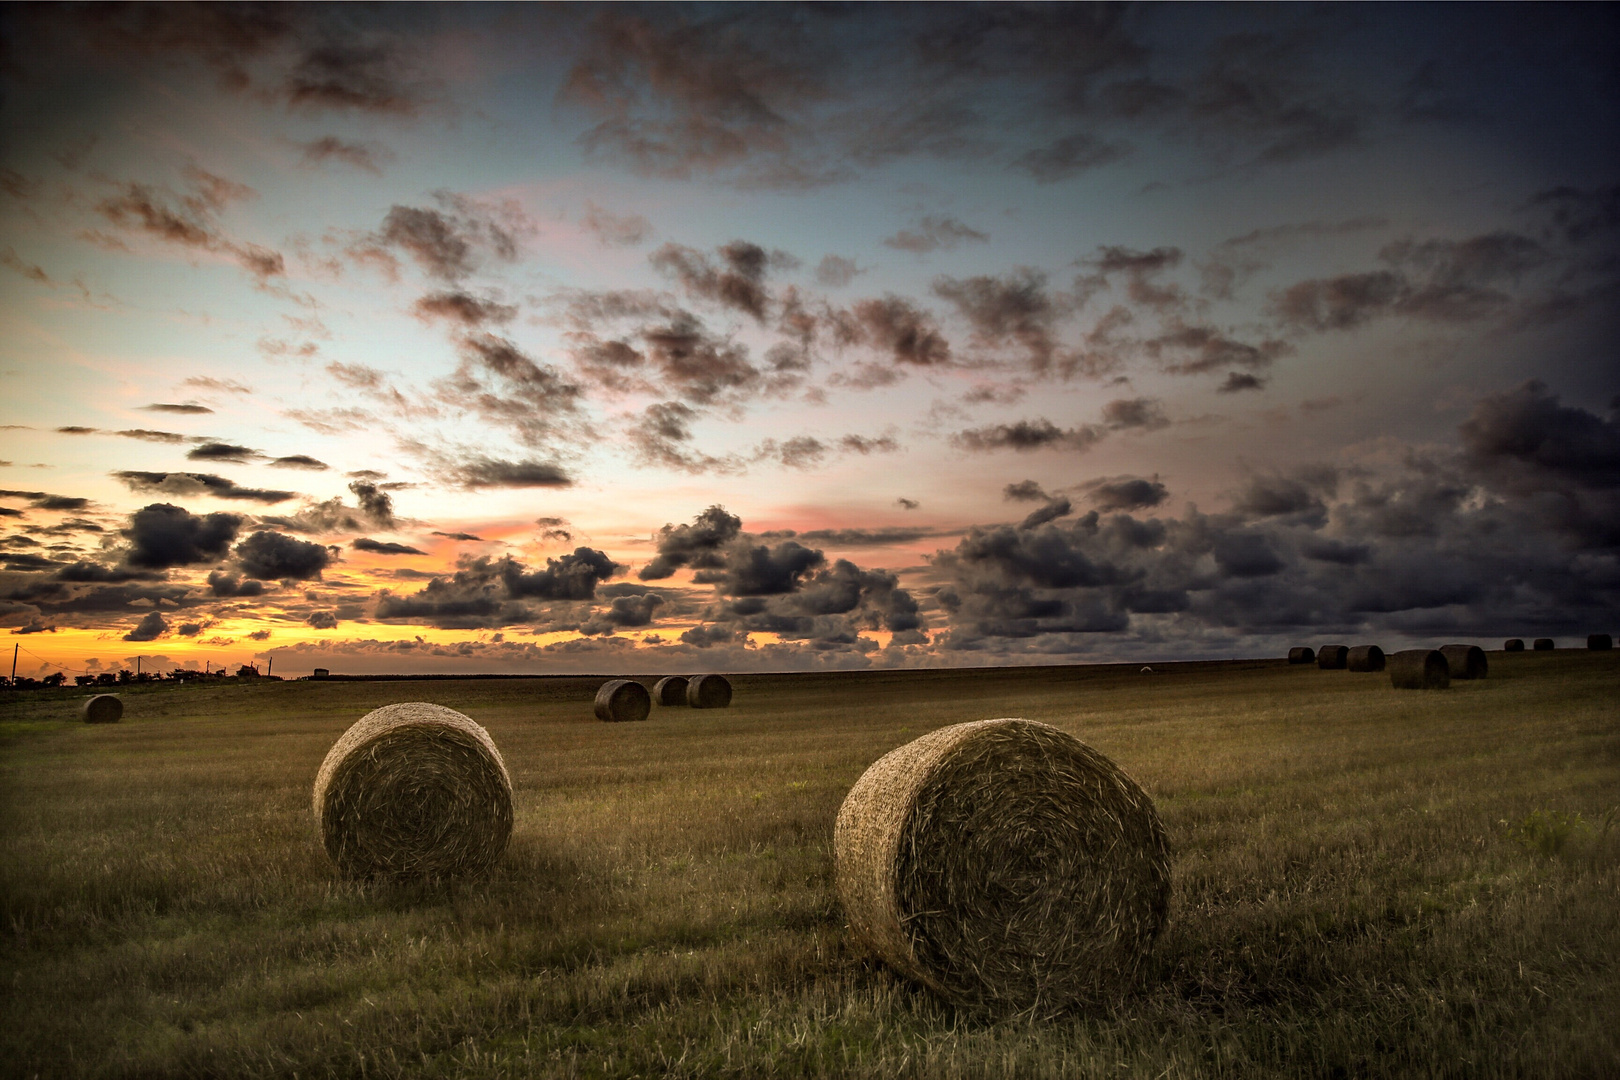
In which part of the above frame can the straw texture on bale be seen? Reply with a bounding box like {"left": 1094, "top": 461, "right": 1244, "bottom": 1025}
{"left": 594, "top": 679, "right": 651, "bottom": 723}
{"left": 652, "top": 675, "right": 689, "bottom": 706}
{"left": 81, "top": 694, "right": 122, "bottom": 724}
{"left": 835, "top": 718, "right": 1170, "bottom": 1014}
{"left": 1440, "top": 644, "right": 1488, "bottom": 680}
{"left": 686, "top": 673, "right": 733, "bottom": 709}
{"left": 1533, "top": 638, "right": 1554, "bottom": 651}
{"left": 1389, "top": 649, "right": 1450, "bottom": 689}
{"left": 1589, "top": 634, "right": 1613, "bottom": 650}
{"left": 1317, "top": 645, "right": 1349, "bottom": 669}
{"left": 312, "top": 702, "right": 512, "bottom": 880}
{"left": 1287, "top": 647, "right": 1315, "bottom": 665}
{"left": 1346, "top": 645, "right": 1385, "bottom": 672}
{"left": 1504, "top": 639, "right": 1525, "bottom": 652}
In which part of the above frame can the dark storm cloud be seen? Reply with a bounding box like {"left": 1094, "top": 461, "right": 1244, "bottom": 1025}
{"left": 122, "top": 503, "right": 243, "bottom": 569}
{"left": 582, "top": 201, "right": 653, "bottom": 247}
{"left": 235, "top": 531, "right": 332, "bottom": 581}
{"left": 1003, "top": 480, "right": 1048, "bottom": 502}
{"left": 640, "top": 505, "right": 743, "bottom": 580}
{"left": 446, "top": 457, "right": 573, "bottom": 489}
{"left": 1019, "top": 497, "right": 1073, "bottom": 530}
{"left": 649, "top": 240, "right": 776, "bottom": 321}
{"left": 296, "top": 135, "right": 394, "bottom": 173}
{"left": 934, "top": 270, "right": 1059, "bottom": 371}
{"left": 374, "top": 549, "right": 623, "bottom": 628}
{"left": 413, "top": 291, "right": 518, "bottom": 327}
{"left": 851, "top": 297, "right": 951, "bottom": 366}
{"left": 143, "top": 403, "right": 213, "bottom": 414}
{"left": 1081, "top": 476, "right": 1170, "bottom": 512}
{"left": 352, "top": 538, "right": 426, "bottom": 556}
{"left": 951, "top": 419, "right": 1103, "bottom": 453}
{"left": 1218, "top": 372, "right": 1266, "bottom": 393}
{"left": 114, "top": 471, "right": 296, "bottom": 504}
{"left": 882, "top": 215, "right": 989, "bottom": 255}
{"left": 269, "top": 455, "right": 328, "bottom": 470}
{"left": 306, "top": 610, "right": 339, "bottom": 629}
{"left": 187, "top": 442, "right": 259, "bottom": 463}
{"left": 122, "top": 611, "right": 169, "bottom": 642}
{"left": 0, "top": 490, "right": 92, "bottom": 511}
{"left": 346, "top": 481, "right": 396, "bottom": 527}
{"left": 580, "top": 592, "right": 665, "bottom": 635}
{"left": 1012, "top": 132, "right": 1130, "bottom": 182}
{"left": 207, "top": 570, "right": 266, "bottom": 598}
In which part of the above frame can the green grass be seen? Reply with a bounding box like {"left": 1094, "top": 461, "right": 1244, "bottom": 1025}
{"left": 2, "top": 653, "right": 1617, "bottom": 1079}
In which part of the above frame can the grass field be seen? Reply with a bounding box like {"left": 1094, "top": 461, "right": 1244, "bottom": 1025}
{"left": 2, "top": 652, "right": 1617, "bottom": 1079}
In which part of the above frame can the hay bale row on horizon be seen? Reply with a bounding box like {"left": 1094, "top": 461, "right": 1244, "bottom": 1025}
{"left": 835, "top": 718, "right": 1169, "bottom": 1015}
{"left": 594, "top": 674, "right": 733, "bottom": 720}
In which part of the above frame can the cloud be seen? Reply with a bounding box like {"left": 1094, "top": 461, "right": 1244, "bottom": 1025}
{"left": 187, "top": 442, "right": 259, "bottom": 463}
{"left": 269, "top": 455, "right": 328, "bottom": 470}
{"left": 580, "top": 592, "right": 665, "bottom": 635}
{"left": 1100, "top": 397, "right": 1170, "bottom": 431}
{"left": 123, "top": 503, "right": 243, "bottom": 569}
{"left": 432, "top": 531, "right": 484, "bottom": 542}
{"left": 1020, "top": 497, "right": 1074, "bottom": 530}
{"left": 952, "top": 418, "right": 1103, "bottom": 453}
{"left": 934, "top": 269, "right": 1059, "bottom": 371}
{"left": 296, "top": 135, "right": 394, "bottom": 173}
{"left": 851, "top": 297, "right": 950, "bottom": 365}
{"left": 1011, "top": 132, "right": 1129, "bottom": 182}
{"left": 207, "top": 570, "right": 266, "bottom": 598}
{"left": 447, "top": 457, "right": 573, "bottom": 489}
{"left": 640, "top": 314, "right": 761, "bottom": 402}
{"left": 113, "top": 470, "right": 296, "bottom": 503}
{"left": 1143, "top": 322, "right": 1290, "bottom": 375}
{"left": 1526, "top": 184, "right": 1620, "bottom": 244}
{"left": 650, "top": 240, "right": 775, "bottom": 320}
{"left": 1460, "top": 380, "right": 1620, "bottom": 492}
{"left": 1004, "top": 480, "right": 1049, "bottom": 502}
{"left": 283, "top": 41, "right": 427, "bottom": 115}
{"left": 1218, "top": 372, "right": 1267, "bottom": 393}
{"left": 143, "top": 403, "right": 213, "bottom": 414}
{"left": 789, "top": 527, "right": 945, "bottom": 547}
{"left": 1081, "top": 476, "right": 1169, "bottom": 512}
{"left": 895, "top": 497, "right": 920, "bottom": 510}
{"left": 582, "top": 201, "right": 653, "bottom": 247}
{"left": 123, "top": 611, "right": 169, "bottom": 641}
{"left": 235, "top": 530, "right": 333, "bottom": 580}
{"left": 1080, "top": 245, "right": 1185, "bottom": 311}
{"left": 345, "top": 480, "right": 395, "bottom": 527}
{"left": 93, "top": 167, "right": 284, "bottom": 282}
{"left": 366, "top": 193, "right": 527, "bottom": 283}
{"left": 374, "top": 548, "right": 624, "bottom": 628}
{"left": 815, "top": 255, "right": 862, "bottom": 288}
{"left": 306, "top": 610, "right": 339, "bottom": 629}
{"left": 413, "top": 290, "right": 518, "bottom": 327}
{"left": 352, "top": 537, "right": 426, "bottom": 556}
{"left": 882, "top": 215, "right": 989, "bottom": 254}
{"left": 640, "top": 505, "right": 743, "bottom": 580}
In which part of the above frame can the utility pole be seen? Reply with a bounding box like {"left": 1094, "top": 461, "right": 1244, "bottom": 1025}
{"left": 267, "top": 657, "right": 273, "bottom": 676}
{"left": 136, "top": 657, "right": 141, "bottom": 678}
{"left": 10, "top": 643, "right": 16, "bottom": 681}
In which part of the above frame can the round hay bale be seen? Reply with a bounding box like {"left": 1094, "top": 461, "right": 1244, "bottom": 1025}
{"left": 1440, "top": 644, "right": 1488, "bottom": 680}
{"left": 835, "top": 718, "right": 1170, "bottom": 1013}
{"left": 1346, "top": 645, "right": 1385, "bottom": 672}
{"left": 1589, "top": 633, "right": 1613, "bottom": 651}
{"left": 1287, "top": 646, "right": 1315, "bottom": 665}
{"left": 686, "top": 673, "right": 732, "bottom": 709}
{"left": 1140, "top": 665, "right": 1153, "bottom": 674}
{"left": 1503, "top": 638, "right": 1524, "bottom": 652}
{"left": 1316, "top": 645, "right": 1349, "bottom": 669}
{"left": 1389, "top": 649, "right": 1449, "bottom": 689}
{"left": 81, "top": 694, "right": 123, "bottom": 724}
{"left": 594, "top": 679, "right": 651, "bottom": 723}
{"left": 652, "top": 675, "right": 689, "bottom": 706}
{"left": 312, "top": 702, "right": 512, "bottom": 880}
{"left": 1533, "top": 638, "right": 1554, "bottom": 651}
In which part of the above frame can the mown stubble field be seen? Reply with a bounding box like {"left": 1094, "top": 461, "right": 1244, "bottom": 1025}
{"left": 2, "top": 652, "right": 1617, "bottom": 1079}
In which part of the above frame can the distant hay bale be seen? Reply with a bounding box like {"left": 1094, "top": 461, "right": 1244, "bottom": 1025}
{"left": 81, "top": 694, "right": 122, "bottom": 724}
{"left": 686, "top": 673, "right": 733, "bottom": 709}
{"left": 1503, "top": 639, "right": 1524, "bottom": 652}
{"left": 652, "top": 675, "right": 689, "bottom": 706}
{"left": 1287, "top": 647, "right": 1316, "bottom": 665}
{"left": 1440, "top": 644, "right": 1488, "bottom": 680}
{"left": 1389, "top": 649, "right": 1450, "bottom": 689}
{"left": 1317, "top": 645, "right": 1349, "bottom": 669}
{"left": 835, "top": 718, "right": 1170, "bottom": 1014}
{"left": 594, "top": 679, "right": 651, "bottom": 723}
{"left": 1589, "top": 634, "right": 1613, "bottom": 651}
{"left": 1140, "top": 665, "right": 1153, "bottom": 674}
{"left": 1533, "top": 638, "right": 1554, "bottom": 651}
{"left": 1346, "top": 645, "right": 1385, "bottom": 672}
{"left": 312, "top": 702, "right": 512, "bottom": 880}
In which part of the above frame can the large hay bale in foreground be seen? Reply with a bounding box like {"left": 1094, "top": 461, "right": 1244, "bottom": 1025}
{"left": 1503, "top": 638, "right": 1524, "bottom": 652}
{"left": 81, "top": 694, "right": 122, "bottom": 724}
{"left": 1589, "top": 634, "right": 1613, "bottom": 650}
{"left": 312, "top": 702, "right": 512, "bottom": 880}
{"left": 594, "top": 679, "right": 651, "bottom": 723}
{"left": 835, "top": 718, "right": 1170, "bottom": 1014}
{"left": 686, "top": 673, "right": 733, "bottom": 709}
{"left": 1346, "top": 645, "right": 1385, "bottom": 672}
{"left": 1389, "top": 649, "right": 1449, "bottom": 689}
{"left": 1317, "top": 645, "right": 1349, "bottom": 669}
{"left": 1440, "top": 644, "right": 1488, "bottom": 680}
{"left": 1287, "top": 647, "right": 1315, "bottom": 665}
{"left": 652, "top": 675, "right": 689, "bottom": 706}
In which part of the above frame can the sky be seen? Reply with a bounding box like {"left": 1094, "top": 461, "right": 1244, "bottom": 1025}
{"left": 1, "top": 3, "right": 1617, "bottom": 679}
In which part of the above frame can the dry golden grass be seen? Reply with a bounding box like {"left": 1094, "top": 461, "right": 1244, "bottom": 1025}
{"left": 1, "top": 652, "right": 1616, "bottom": 1078}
